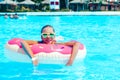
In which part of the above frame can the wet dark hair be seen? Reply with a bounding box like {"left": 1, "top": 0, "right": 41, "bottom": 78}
{"left": 41, "top": 25, "right": 55, "bottom": 33}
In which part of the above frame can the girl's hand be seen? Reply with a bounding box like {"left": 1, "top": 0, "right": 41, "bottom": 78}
{"left": 66, "top": 59, "right": 73, "bottom": 66}
{"left": 32, "top": 56, "right": 38, "bottom": 66}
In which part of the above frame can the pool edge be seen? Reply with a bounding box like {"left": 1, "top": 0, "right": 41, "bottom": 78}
{"left": 0, "top": 11, "right": 120, "bottom": 16}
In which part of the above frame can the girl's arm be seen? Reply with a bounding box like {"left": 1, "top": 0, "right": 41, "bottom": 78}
{"left": 58, "top": 41, "right": 80, "bottom": 66}
{"left": 21, "top": 40, "right": 38, "bottom": 66}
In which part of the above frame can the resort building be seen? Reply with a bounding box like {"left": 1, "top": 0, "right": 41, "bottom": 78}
{"left": 0, "top": 0, "right": 120, "bottom": 12}
{"left": 69, "top": 0, "right": 120, "bottom": 11}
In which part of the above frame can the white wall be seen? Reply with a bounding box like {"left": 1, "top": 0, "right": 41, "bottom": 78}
{"left": 50, "top": 0, "right": 60, "bottom": 10}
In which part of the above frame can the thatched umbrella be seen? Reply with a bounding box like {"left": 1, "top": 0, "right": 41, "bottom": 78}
{"left": 0, "top": 0, "right": 17, "bottom": 5}
{"left": 70, "top": 0, "right": 84, "bottom": 3}
{"left": 70, "top": 0, "right": 84, "bottom": 11}
{"left": 41, "top": 0, "right": 50, "bottom": 4}
{"left": 0, "top": 0, "right": 18, "bottom": 11}
{"left": 18, "top": 0, "right": 35, "bottom": 11}
{"left": 41, "top": 0, "right": 50, "bottom": 11}
{"left": 19, "top": 0, "right": 35, "bottom": 5}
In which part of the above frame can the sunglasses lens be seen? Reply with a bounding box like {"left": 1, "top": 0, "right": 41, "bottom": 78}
{"left": 42, "top": 34, "right": 47, "bottom": 38}
{"left": 50, "top": 33, "right": 55, "bottom": 38}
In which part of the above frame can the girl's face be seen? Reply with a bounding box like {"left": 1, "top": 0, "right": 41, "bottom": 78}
{"left": 41, "top": 27, "right": 55, "bottom": 44}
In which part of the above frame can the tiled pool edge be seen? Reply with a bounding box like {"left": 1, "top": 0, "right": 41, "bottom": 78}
{"left": 26, "top": 12, "right": 120, "bottom": 16}
{"left": 0, "top": 12, "right": 120, "bottom": 16}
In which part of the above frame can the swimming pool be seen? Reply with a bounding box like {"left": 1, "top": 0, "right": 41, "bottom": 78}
{"left": 0, "top": 13, "right": 120, "bottom": 80}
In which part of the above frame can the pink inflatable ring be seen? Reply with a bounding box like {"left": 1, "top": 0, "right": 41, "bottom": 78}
{"left": 5, "top": 38, "right": 86, "bottom": 64}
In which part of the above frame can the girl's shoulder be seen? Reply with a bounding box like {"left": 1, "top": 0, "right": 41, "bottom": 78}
{"left": 25, "top": 40, "right": 38, "bottom": 45}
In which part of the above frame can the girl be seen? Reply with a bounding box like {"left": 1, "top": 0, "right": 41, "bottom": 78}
{"left": 21, "top": 25, "right": 80, "bottom": 66}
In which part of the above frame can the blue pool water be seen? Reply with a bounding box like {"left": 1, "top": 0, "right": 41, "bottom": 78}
{"left": 0, "top": 14, "right": 120, "bottom": 80}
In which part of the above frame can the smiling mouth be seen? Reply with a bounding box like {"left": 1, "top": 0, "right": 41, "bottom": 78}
{"left": 44, "top": 39, "right": 53, "bottom": 43}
